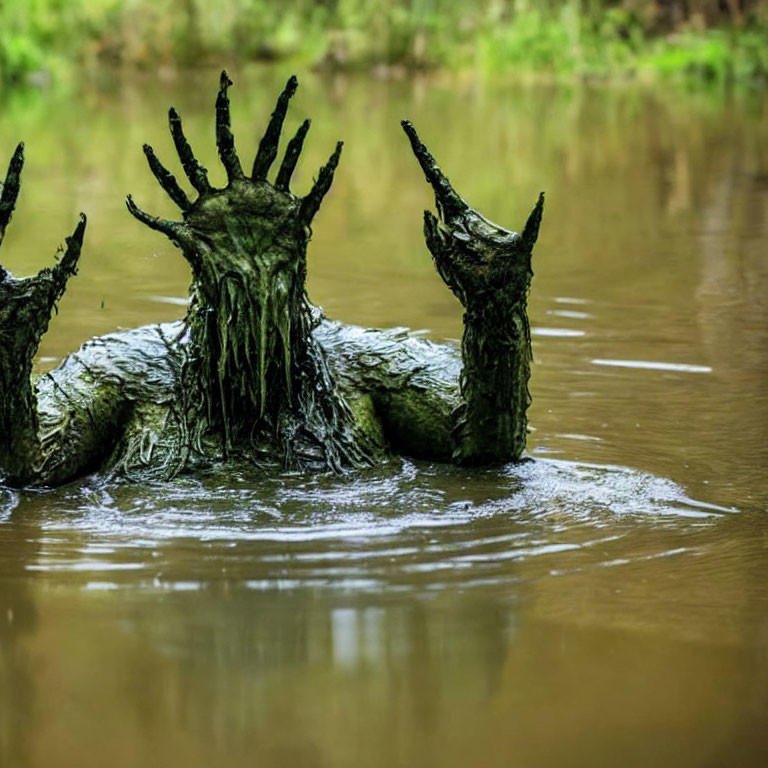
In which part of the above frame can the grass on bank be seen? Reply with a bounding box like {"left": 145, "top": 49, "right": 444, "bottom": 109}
{"left": 1, "top": 0, "right": 767, "bottom": 87}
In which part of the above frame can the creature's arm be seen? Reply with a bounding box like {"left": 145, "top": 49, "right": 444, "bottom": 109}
{"left": 402, "top": 123, "right": 544, "bottom": 464}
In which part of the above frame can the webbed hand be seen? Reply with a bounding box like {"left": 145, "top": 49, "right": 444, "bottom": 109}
{"left": 401, "top": 121, "right": 543, "bottom": 315}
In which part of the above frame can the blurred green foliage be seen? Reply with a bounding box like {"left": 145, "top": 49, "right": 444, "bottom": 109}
{"left": 0, "top": 0, "right": 767, "bottom": 85}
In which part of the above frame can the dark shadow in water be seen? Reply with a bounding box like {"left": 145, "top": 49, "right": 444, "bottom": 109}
{"left": 0, "top": 503, "right": 41, "bottom": 768}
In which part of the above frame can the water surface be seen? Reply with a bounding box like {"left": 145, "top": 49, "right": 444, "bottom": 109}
{"left": 1, "top": 69, "right": 767, "bottom": 767}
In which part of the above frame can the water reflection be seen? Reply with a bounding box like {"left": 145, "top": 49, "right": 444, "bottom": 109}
{"left": 1, "top": 493, "right": 767, "bottom": 767}
{"left": 0, "top": 512, "right": 40, "bottom": 767}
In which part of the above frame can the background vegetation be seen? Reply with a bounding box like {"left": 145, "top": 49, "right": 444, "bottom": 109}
{"left": 0, "top": 0, "right": 767, "bottom": 86}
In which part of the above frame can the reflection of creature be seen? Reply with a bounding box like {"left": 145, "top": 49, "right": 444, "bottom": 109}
{"left": 0, "top": 514, "right": 40, "bottom": 767}
{"left": 112, "top": 591, "right": 514, "bottom": 762}
{"left": 0, "top": 73, "right": 543, "bottom": 487}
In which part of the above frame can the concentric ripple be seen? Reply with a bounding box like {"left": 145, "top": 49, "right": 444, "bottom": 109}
{"left": 0, "top": 458, "right": 735, "bottom": 595}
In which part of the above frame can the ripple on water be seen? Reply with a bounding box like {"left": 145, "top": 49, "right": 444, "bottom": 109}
{"left": 0, "top": 458, "right": 736, "bottom": 594}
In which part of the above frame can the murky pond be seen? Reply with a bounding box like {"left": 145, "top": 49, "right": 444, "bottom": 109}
{"left": 1, "top": 68, "right": 768, "bottom": 767}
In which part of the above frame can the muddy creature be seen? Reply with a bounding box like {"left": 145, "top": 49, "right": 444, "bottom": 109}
{"left": 0, "top": 73, "right": 543, "bottom": 488}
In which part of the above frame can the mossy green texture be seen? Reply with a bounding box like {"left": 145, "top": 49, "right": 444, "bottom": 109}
{"left": 403, "top": 121, "right": 542, "bottom": 464}
{"left": 0, "top": 73, "right": 543, "bottom": 488}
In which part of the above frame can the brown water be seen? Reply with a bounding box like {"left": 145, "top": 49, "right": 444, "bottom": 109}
{"left": 1, "top": 68, "right": 768, "bottom": 767}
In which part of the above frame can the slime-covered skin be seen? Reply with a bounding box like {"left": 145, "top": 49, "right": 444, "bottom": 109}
{"left": 0, "top": 73, "right": 543, "bottom": 488}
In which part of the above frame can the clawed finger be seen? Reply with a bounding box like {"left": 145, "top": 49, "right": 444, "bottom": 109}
{"left": 126, "top": 195, "right": 188, "bottom": 248}
{"left": 49, "top": 213, "right": 87, "bottom": 301}
{"left": 143, "top": 144, "right": 192, "bottom": 211}
{"left": 0, "top": 143, "right": 24, "bottom": 248}
{"left": 401, "top": 121, "right": 466, "bottom": 221}
{"left": 252, "top": 75, "right": 298, "bottom": 180}
{"left": 299, "top": 141, "right": 343, "bottom": 226}
{"left": 276, "top": 118, "right": 310, "bottom": 192}
{"left": 216, "top": 70, "right": 244, "bottom": 182}
{"left": 522, "top": 192, "right": 545, "bottom": 253}
{"left": 169, "top": 107, "right": 212, "bottom": 196}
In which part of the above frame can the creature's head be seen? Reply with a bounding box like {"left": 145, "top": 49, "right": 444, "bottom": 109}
{"left": 127, "top": 73, "right": 341, "bottom": 436}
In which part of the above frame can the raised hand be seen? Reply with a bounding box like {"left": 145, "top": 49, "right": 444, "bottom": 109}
{"left": 402, "top": 121, "right": 544, "bottom": 465}
{"left": 126, "top": 71, "right": 342, "bottom": 272}
{"left": 124, "top": 72, "right": 356, "bottom": 461}
{"left": 0, "top": 144, "right": 85, "bottom": 301}
{"left": 0, "top": 143, "right": 86, "bottom": 482}
{"left": 401, "top": 121, "right": 543, "bottom": 315}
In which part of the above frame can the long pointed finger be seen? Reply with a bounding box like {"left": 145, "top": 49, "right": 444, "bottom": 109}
{"left": 169, "top": 107, "right": 212, "bottom": 195}
{"left": 126, "top": 195, "right": 188, "bottom": 246}
{"left": 0, "top": 142, "right": 24, "bottom": 243}
{"left": 401, "top": 121, "right": 466, "bottom": 220}
{"left": 275, "top": 118, "right": 310, "bottom": 192}
{"left": 252, "top": 75, "right": 298, "bottom": 180}
{"left": 51, "top": 213, "right": 86, "bottom": 293}
{"left": 215, "top": 70, "right": 244, "bottom": 182}
{"left": 521, "top": 192, "right": 544, "bottom": 253}
{"left": 299, "top": 142, "right": 343, "bottom": 225}
{"left": 143, "top": 144, "right": 192, "bottom": 211}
